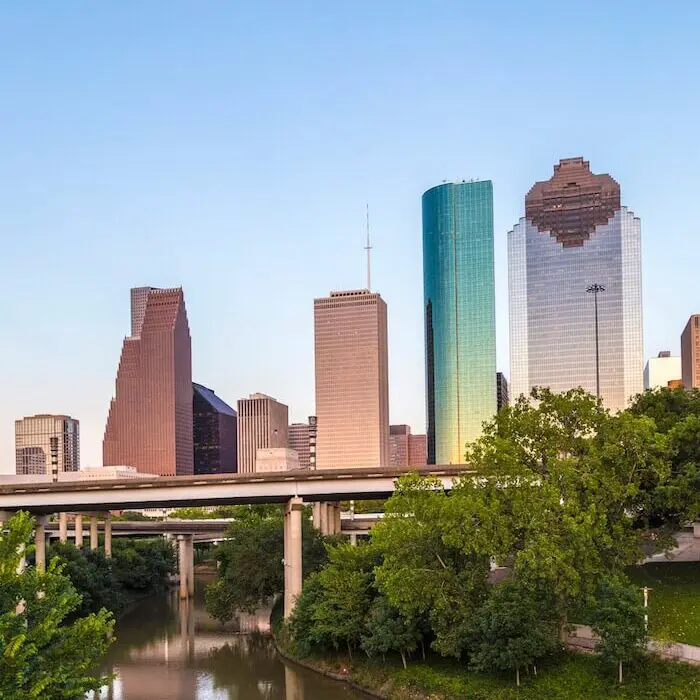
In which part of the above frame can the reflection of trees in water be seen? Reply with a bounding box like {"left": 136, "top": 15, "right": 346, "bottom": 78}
{"left": 207, "top": 632, "right": 285, "bottom": 699}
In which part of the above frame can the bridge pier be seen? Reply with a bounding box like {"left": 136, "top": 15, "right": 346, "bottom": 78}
{"left": 58, "top": 512, "right": 68, "bottom": 543}
{"left": 284, "top": 496, "right": 303, "bottom": 618}
{"left": 178, "top": 535, "right": 194, "bottom": 599}
{"left": 74, "top": 514, "right": 83, "bottom": 548}
{"left": 333, "top": 502, "right": 341, "bottom": 535}
{"left": 34, "top": 516, "right": 48, "bottom": 573}
{"left": 90, "top": 515, "right": 99, "bottom": 551}
{"left": 104, "top": 513, "right": 112, "bottom": 558}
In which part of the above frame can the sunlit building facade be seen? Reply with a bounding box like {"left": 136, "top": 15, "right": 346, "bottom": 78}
{"left": 15, "top": 414, "right": 79, "bottom": 476}
{"left": 423, "top": 181, "right": 497, "bottom": 464}
{"left": 508, "top": 158, "right": 643, "bottom": 409}
{"left": 103, "top": 287, "right": 193, "bottom": 475}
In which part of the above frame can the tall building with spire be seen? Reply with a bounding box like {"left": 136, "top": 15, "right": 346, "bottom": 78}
{"left": 103, "top": 287, "right": 193, "bottom": 475}
{"left": 508, "top": 158, "right": 643, "bottom": 409}
{"left": 314, "top": 289, "right": 389, "bottom": 469}
{"left": 423, "top": 180, "right": 497, "bottom": 464}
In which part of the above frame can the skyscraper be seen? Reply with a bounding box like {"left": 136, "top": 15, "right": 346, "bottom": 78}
{"left": 644, "top": 351, "right": 681, "bottom": 390}
{"left": 681, "top": 315, "right": 700, "bottom": 389}
{"left": 423, "top": 181, "right": 497, "bottom": 464}
{"left": 103, "top": 287, "right": 193, "bottom": 476}
{"left": 192, "top": 383, "right": 237, "bottom": 475}
{"left": 314, "top": 290, "right": 389, "bottom": 469}
{"left": 389, "top": 424, "right": 428, "bottom": 467}
{"left": 496, "top": 372, "right": 510, "bottom": 411}
{"left": 289, "top": 420, "right": 314, "bottom": 470}
{"left": 508, "top": 158, "right": 643, "bottom": 410}
{"left": 236, "top": 393, "right": 288, "bottom": 474}
{"left": 15, "top": 414, "right": 79, "bottom": 476}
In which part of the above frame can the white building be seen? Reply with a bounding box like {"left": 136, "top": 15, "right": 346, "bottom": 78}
{"left": 644, "top": 351, "right": 682, "bottom": 390}
{"left": 255, "top": 448, "right": 300, "bottom": 473}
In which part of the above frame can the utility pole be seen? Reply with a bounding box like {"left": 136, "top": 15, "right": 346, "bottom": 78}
{"left": 586, "top": 283, "right": 605, "bottom": 398}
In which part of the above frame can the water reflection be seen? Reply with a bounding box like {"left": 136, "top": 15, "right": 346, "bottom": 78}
{"left": 90, "top": 578, "right": 368, "bottom": 700}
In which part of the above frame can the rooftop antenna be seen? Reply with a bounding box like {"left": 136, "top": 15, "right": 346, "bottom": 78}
{"left": 364, "top": 203, "right": 372, "bottom": 291}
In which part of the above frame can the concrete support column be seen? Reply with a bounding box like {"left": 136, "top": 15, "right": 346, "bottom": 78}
{"left": 350, "top": 533, "right": 358, "bottom": 547}
{"left": 334, "top": 502, "right": 341, "bottom": 535}
{"left": 58, "top": 512, "right": 68, "bottom": 543}
{"left": 104, "top": 513, "right": 112, "bottom": 558}
{"left": 320, "top": 502, "right": 330, "bottom": 536}
{"left": 178, "top": 536, "right": 189, "bottom": 599}
{"left": 90, "top": 515, "right": 99, "bottom": 551}
{"left": 186, "top": 535, "right": 195, "bottom": 597}
{"left": 284, "top": 497, "right": 304, "bottom": 618}
{"left": 35, "top": 516, "right": 48, "bottom": 573}
{"left": 74, "top": 514, "right": 83, "bottom": 548}
{"left": 312, "top": 502, "right": 321, "bottom": 531}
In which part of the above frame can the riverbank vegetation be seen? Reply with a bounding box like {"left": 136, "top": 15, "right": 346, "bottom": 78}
{"left": 281, "top": 388, "right": 700, "bottom": 691}
{"left": 0, "top": 512, "right": 114, "bottom": 698}
{"left": 47, "top": 536, "right": 175, "bottom": 617}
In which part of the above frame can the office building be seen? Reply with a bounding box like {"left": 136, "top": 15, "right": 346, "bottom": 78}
{"left": 255, "top": 448, "right": 300, "bottom": 473}
{"left": 237, "top": 393, "right": 288, "bottom": 474}
{"left": 423, "top": 181, "right": 497, "bottom": 464}
{"left": 289, "top": 420, "right": 317, "bottom": 470}
{"left": 644, "top": 352, "right": 681, "bottom": 390}
{"left": 389, "top": 424, "right": 427, "bottom": 468}
{"left": 681, "top": 315, "right": 700, "bottom": 389}
{"left": 508, "top": 158, "right": 643, "bottom": 410}
{"left": 314, "top": 290, "right": 389, "bottom": 469}
{"left": 496, "top": 372, "right": 510, "bottom": 411}
{"left": 15, "top": 414, "right": 79, "bottom": 476}
{"left": 193, "top": 383, "right": 237, "bottom": 475}
{"left": 103, "top": 287, "right": 193, "bottom": 476}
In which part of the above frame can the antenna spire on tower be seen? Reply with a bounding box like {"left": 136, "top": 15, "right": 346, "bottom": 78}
{"left": 364, "top": 203, "right": 372, "bottom": 291}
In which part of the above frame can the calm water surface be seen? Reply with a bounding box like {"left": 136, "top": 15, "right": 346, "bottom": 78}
{"left": 91, "top": 578, "right": 369, "bottom": 700}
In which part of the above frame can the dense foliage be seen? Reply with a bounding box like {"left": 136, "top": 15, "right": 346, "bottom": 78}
{"left": 286, "top": 388, "right": 695, "bottom": 686}
{"left": 48, "top": 537, "right": 176, "bottom": 618}
{"left": 0, "top": 512, "right": 114, "bottom": 699}
{"left": 205, "top": 505, "right": 338, "bottom": 621}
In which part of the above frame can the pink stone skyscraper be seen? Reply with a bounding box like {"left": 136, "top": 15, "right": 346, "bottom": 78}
{"left": 314, "top": 290, "right": 389, "bottom": 469}
{"left": 103, "top": 287, "right": 193, "bottom": 476}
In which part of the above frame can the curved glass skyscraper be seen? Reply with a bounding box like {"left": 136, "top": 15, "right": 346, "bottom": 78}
{"left": 423, "top": 181, "right": 497, "bottom": 464}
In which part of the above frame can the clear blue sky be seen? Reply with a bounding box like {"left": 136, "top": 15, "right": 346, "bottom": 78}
{"left": 1, "top": 1, "right": 699, "bottom": 471}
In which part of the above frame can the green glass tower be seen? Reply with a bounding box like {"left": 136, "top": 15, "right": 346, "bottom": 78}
{"left": 423, "top": 181, "right": 496, "bottom": 464}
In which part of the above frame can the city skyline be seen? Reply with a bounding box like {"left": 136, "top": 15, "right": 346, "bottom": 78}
{"left": 1, "top": 3, "right": 699, "bottom": 471}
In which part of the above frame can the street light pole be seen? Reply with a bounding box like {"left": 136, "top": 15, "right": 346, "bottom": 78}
{"left": 586, "top": 283, "right": 605, "bottom": 399}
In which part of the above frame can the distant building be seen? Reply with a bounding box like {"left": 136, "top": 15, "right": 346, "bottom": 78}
{"left": 309, "top": 415, "right": 317, "bottom": 469}
{"left": 314, "top": 290, "right": 389, "bottom": 469}
{"left": 103, "top": 287, "right": 193, "bottom": 476}
{"left": 237, "top": 393, "right": 288, "bottom": 474}
{"left": 15, "top": 414, "right": 80, "bottom": 476}
{"left": 508, "top": 158, "right": 643, "bottom": 411}
{"left": 496, "top": 372, "right": 510, "bottom": 411}
{"left": 389, "top": 425, "right": 427, "bottom": 467}
{"left": 644, "top": 351, "right": 682, "bottom": 390}
{"left": 193, "top": 383, "right": 237, "bottom": 475}
{"left": 255, "top": 448, "right": 300, "bottom": 473}
{"left": 668, "top": 379, "right": 684, "bottom": 389}
{"left": 289, "top": 420, "right": 316, "bottom": 470}
{"left": 423, "top": 181, "right": 497, "bottom": 464}
{"left": 681, "top": 315, "right": 700, "bottom": 389}
{"left": 2, "top": 465, "right": 155, "bottom": 485}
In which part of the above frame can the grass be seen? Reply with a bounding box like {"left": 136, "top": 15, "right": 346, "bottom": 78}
{"left": 296, "top": 650, "right": 700, "bottom": 699}
{"left": 627, "top": 562, "right": 700, "bottom": 646}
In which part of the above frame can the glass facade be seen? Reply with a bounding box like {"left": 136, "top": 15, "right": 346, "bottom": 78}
{"left": 193, "top": 383, "right": 237, "bottom": 474}
{"left": 15, "top": 414, "right": 79, "bottom": 475}
{"left": 423, "top": 181, "right": 497, "bottom": 464}
{"left": 508, "top": 159, "right": 643, "bottom": 410}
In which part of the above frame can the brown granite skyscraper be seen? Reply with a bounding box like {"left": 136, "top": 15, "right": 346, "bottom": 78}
{"left": 103, "top": 287, "right": 193, "bottom": 476}
{"left": 314, "top": 289, "right": 389, "bottom": 469}
{"left": 681, "top": 315, "right": 700, "bottom": 389}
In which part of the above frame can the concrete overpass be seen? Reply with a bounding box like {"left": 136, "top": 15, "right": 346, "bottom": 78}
{"left": 0, "top": 466, "right": 467, "bottom": 617}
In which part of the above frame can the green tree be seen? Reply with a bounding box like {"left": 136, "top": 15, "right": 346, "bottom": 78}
{"left": 628, "top": 387, "right": 700, "bottom": 530}
{"left": 589, "top": 578, "right": 648, "bottom": 683}
{"left": 111, "top": 537, "right": 175, "bottom": 593}
{"left": 48, "top": 542, "right": 124, "bottom": 617}
{"left": 360, "top": 595, "right": 422, "bottom": 668}
{"left": 206, "top": 505, "right": 333, "bottom": 621}
{"left": 467, "top": 579, "right": 559, "bottom": 686}
{"left": 287, "top": 572, "right": 326, "bottom": 656}
{"left": 372, "top": 473, "right": 491, "bottom": 657}
{"left": 0, "top": 512, "right": 114, "bottom": 699}
{"left": 310, "top": 543, "right": 377, "bottom": 658}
